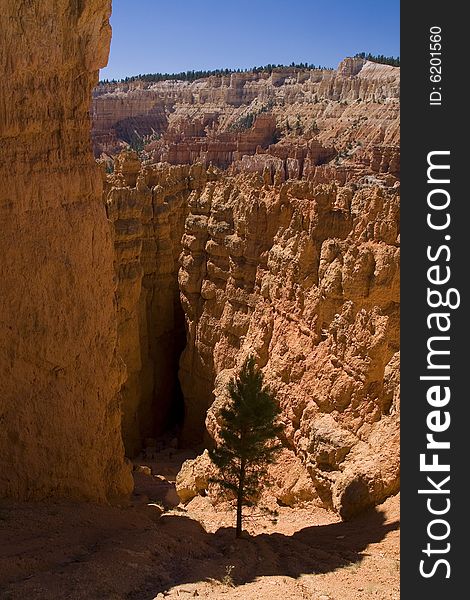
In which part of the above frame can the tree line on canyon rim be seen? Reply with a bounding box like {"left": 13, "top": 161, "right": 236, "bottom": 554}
{"left": 99, "top": 53, "right": 399, "bottom": 85}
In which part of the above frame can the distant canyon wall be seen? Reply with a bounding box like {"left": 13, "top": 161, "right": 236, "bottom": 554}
{"left": 0, "top": 0, "right": 132, "bottom": 501}
{"left": 92, "top": 59, "right": 400, "bottom": 178}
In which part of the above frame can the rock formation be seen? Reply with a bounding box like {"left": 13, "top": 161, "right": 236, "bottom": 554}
{"left": 104, "top": 152, "right": 400, "bottom": 518}
{"left": 103, "top": 153, "right": 218, "bottom": 455}
{"left": 95, "top": 57, "right": 401, "bottom": 517}
{"left": 0, "top": 0, "right": 399, "bottom": 521}
{"left": 177, "top": 174, "right": 400, "bottom": 518}
{"left": 0, "top": 0, "right": 132, "bottom": 501}
{"left": 95, "top": 59, "right": 400, "bottom": 518}
{"left": 92, "top": 59, "right": 400, "bottom": 178}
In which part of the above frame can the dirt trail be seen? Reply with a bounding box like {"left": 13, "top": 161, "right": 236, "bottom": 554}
{"left": 0, "top": 451, "right": 399, "bottom": 600}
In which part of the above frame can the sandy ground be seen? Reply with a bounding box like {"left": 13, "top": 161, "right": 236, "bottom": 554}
{"left": 0, "top": 450, "right": 399, "bottom": 600}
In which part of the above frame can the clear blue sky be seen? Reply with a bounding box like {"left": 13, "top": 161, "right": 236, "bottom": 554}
{"left": 100, "top": 0, "right": 399, "bottom": 81}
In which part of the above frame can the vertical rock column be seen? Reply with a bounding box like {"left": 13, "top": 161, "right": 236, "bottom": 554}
{"left": 0, "top": 0, "right": 133, "bottom": 501}
{"left": 105, "top": 157, "right": 213, "bottom": 455}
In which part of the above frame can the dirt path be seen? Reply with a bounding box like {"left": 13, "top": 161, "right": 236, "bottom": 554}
{"left": 0, "top": 496, "right": 399, "bottom": 599}
{"left": 0, "top": 452, "right": 399, "bottom": 599}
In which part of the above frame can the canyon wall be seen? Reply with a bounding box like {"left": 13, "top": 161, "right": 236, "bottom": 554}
{"left": 177, "top": 175, "right": 400, "bottom": 518}
{"left": 92, "top": 59, "right": 399, "bottom": 175}
{"left": 0, "top": 0, "right": 400, "bottom": 517}
{"left": 103, "top": 153, "right": 219, "bottom": 455}
{"left": 105, "top": 153, "right": 400, "bottom": 517}
{"left": 0, "top": 0, "right": 132, "bottom": 501}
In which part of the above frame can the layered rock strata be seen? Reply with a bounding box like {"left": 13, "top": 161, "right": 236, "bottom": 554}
{"left": 178, "top": 174, "right": 400, "bottom": 518}
{"left": 0, "top": 0, "right": 132, "bottom": 501}
{"left": 105, "top": 151, "right": 400, "bottom": 517}
{"left": 92, "top": 59, "right": 400, "bottom": 177}
{"left": 147, "top": 113, "right": 278, "bottom": 168}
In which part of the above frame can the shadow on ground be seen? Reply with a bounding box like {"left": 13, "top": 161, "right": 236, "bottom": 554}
{"left": 0, "top": 498, "right": 399, "bottom": 600}
{"left": 128, "top": 506, "right": 399, "bottom": 599}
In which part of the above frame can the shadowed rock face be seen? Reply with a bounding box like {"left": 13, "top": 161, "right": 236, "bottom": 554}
{"left": 0, "top": 0, "right": 132, "bottom": 501}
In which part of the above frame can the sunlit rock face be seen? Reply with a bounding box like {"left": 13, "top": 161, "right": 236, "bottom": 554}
{"left": 0, "top": 0, "right": 132, "bottom": 502}
{"left": 92, "top": 58, "right": 399, "bottom": 179}
{"left": 178, "top": 174, "right": 400, "bottom": 518}
{"left": 105, "top": 151, "right": 400, "bottom": 518}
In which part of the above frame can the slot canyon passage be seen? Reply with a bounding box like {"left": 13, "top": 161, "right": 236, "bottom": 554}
{"left": 0, "top": 2, "right": 400, "bottom": 599}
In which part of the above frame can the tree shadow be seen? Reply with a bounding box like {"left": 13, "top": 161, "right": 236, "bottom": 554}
{"left": 130, "top": 504, "right": 399, "bottom": 598}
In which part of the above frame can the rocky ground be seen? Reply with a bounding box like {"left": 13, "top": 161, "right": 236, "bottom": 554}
{"left": 0, "top": 450, "right": 399, "bottom": 600}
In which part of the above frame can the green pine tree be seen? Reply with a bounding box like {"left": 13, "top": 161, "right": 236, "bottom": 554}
{"left": 209, "top": 355, "right": 283, "bottom": 538}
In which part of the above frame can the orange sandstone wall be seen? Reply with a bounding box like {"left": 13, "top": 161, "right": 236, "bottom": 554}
{"left": 0, "top": 0, "right": 132, "bottom": 501}
{"left": 103, "top": 154, "right": 214, "bottom": 456}
{"left": 178, "top": 176, "right": 400, "bottom": 518}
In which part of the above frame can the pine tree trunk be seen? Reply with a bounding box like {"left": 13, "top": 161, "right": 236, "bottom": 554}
{"left": 236, "top": 461, "right": 245, "bottom": 538}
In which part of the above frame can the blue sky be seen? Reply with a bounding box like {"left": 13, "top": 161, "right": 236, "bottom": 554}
{"left": 100, "top": 0, "right": 399, "bottom": 81}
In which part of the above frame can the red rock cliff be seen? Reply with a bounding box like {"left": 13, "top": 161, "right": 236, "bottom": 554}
{"left": 0, "top": 0, "right": 132, "bottom": 501}
{"left": 177, "top": 176, "right": 400, "bottom": 518}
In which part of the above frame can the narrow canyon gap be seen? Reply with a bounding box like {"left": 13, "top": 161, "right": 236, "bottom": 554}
{"left": 104, "top": 157, "right": 203, "bottom": 455}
